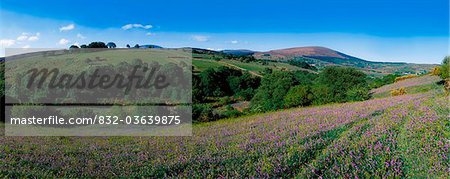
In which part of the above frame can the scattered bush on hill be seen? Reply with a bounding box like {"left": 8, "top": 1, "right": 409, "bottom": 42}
{"left": 312, "top": 66, "right": 369, "bottom": 104}
{"left": 438, "top": 56, "right": 449, "bottom": 94}
{"left": 368, "top": 74, "right": 399, "bottom": 89}
{"left": 250, "top": 71, "right": 298, "bottom": 112}
{"left": 346, "top": 86, "right": 371, "bottom": 101}
{"left": 284, "top": 85, "right": 313, "bottom": 108}
{"left": 288, "top": 59, "right": 318, "bottom": 71}
{"left": 439, "top": 56, "right": 449, "bottom": 80}
{"left": 197, "top": 66, "right": 260, "bottom": 100}
{"left": 391, "top": 87, "right": 407, "bottom": 96}
{"left": 395, "top": 74, "right": 417, "bottom": 82}
{"left": 193, "top": 104, "right": 217, "bottom": 122}
{"left": 431, "top": 66, "right": 441, "bottom": 76}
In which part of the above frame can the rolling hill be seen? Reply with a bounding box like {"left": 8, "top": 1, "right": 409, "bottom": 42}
{"left": 252, "top": 46, "right": 435, "bottom": 76}
{"left": 254, "top": 46, "right": 352, "bottom": 60}
{"left": 221, "top": 49, "right": 256, "bottom": 56}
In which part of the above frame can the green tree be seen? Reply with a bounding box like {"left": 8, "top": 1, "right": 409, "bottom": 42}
{"left": 87, "top": 42, "right": 107, "bottom": 48}
{"left": 192, "top": 75, "right": 205, "bottom": 103}
{"left": 440, "top": 56, "right": 449, "bottom": 80}
{"left": 228, "top": 72, "right": 260, "bottom": 100}
{"left": 251, "top": 71, "right": 297, "bottom": 112}
{"left": 284, "top": 85, "right": 313, "bottom": 108}
{"left": 346, "top": 86, "right": 370, "bottom": 101}
{"left": 106, "top": 42, "right": 117, "bottom": 48}
{"left": 314, "top": 66, "right": 367, "bottom": 103}
{"left": 69, "top": 45, "right": 79, "bottom": 48}
{"left": 199, "top": 66, "right": 242, "bottom": 97}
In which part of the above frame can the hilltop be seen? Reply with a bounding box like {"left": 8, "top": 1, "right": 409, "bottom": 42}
{"left": 250, "top": 46, "right": 434, "bottom": 76}
{"left": 254, "top": 46, "right": 353, "bottom": 60}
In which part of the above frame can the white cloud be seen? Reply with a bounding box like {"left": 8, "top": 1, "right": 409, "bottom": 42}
{"left": 146, "top": 32, "right": 153, "bottom": 36}
{"left": 206, "top": 48, "right": 222, "bottom": 51}
{"left": 0, "top": 39, "right": 16, "bottom": 47}
{"left": 231, "top": 40, "right": 239, "bottom": 44}
{"left": 28, "top": 33, "right": 40, "bottom": 41}
{"left": 77, "top": 33, "right": 86, "bottom": 39}
{"left": 192, "top": 35, "right": 209, "bottom": 42}
{"left": 17, "top": 33, "right": 29, "bottom": 41}
{"left": 28, "top": 36, "right": 39, "bottom": 41}
{"left": 58, "top": 38, "right": 70, "bottom": 45}
{"left": 22, "top": 45, "right": 31, "bottom": 49}
{"left": 16, "top": 32, "right": 40, "bottom": 41}
{"left": 122, "top": 23, "right": 152, "bottom": 30}
{"left": 59, "top": 24, "right": 75, "bottom": 31}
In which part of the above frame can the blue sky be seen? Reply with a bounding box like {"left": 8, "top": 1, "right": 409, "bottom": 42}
{"left": 0, "top": 0, "right": 448, "bottom": 63}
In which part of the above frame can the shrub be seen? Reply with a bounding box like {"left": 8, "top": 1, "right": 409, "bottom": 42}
{"left": 439, "top": 56, "right": 449, "bottom": 80}
{"left": 193, "top": 104, "right": 217, "bottom": 122}
{"left": 391, "top": 87, "right": 407, "bottom": 96}
{"left": 198, "top": 67, "right": 260, "bottom": 98}
{"left": 431, "top": 66, "right": 441, "bottom": 76}
{"left": 313, "top": 66, "right": 367, "bottom": 103}
{"left": 284, "top": 85, "right": 313, "bottom": 108}
{"left": 218, "top": 105, "right": 243, "bottom": 119}
{"left": 346, "top": 86, "right": 370, "bottom": 101}
{"left": 368, "top": 74, "right": 399, "bottom": 89}
{"left": 445, "top": 79, "right": 450, "bottom": 95}
{"left": 288, "top": 59, "right": 317, "bottom": 71}
{"left": 395, "top": 74, "right": 417, "bottom": 82}
{"left": 311, "top": 84, "right": 334, "bottom": 105}
{"left": 251, "top": 71, "right": 297, "bottom": 112}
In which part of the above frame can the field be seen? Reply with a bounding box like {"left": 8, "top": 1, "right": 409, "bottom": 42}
{"left": 192, "top": 58, "right": 313, "bottom": 76}
{"left": 1, "top": 77, "right": 448, "bottom": 177}
{"left": 371, "top": 75, "right": 441, "bottom": 96}
{"left": 4, "top": 49, "right": 191, "bottom": 77}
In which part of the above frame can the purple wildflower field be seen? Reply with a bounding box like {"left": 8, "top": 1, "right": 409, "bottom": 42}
{"left": 1, "top": 90, "right": 448, "bottom": 178}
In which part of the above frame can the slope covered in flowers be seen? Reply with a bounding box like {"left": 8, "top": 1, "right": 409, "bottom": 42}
{"left": 1, "top": 91, "right": 449, "bottom": 177}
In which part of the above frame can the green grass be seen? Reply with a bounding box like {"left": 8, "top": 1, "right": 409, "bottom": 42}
{"left": 372, "top": 83, "right": 441, "bottom": 99}
{"left": 1, "top": 53, "right": 447, "bottom": 177}
{"left": 4, "top": 49, "right": 191, "bottom": 80}
{"left": 192, "top": 59, "right": 224, "bottom": 71}
{"left": 225, "top": 60, "right": 310, "bottom": 73}
{"left": 2, "top": 90, "right": 447, "bottom": 177}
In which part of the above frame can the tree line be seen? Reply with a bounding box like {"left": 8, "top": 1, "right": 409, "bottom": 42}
{"left": 69, "top": 42, "right": 147, "bottom": 49}
{"left": 192, "top": 65, "right": 372, "bottom": 122}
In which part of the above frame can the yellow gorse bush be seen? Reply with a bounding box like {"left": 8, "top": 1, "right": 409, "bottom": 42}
{"left": 431, "top": 66, "right": 441, "bottom": 76}
{"left": 395, "top": 74, "right": 417, "bottom": 82}
{"left": 391, "top": 87, "right": 407, "bottom": 96}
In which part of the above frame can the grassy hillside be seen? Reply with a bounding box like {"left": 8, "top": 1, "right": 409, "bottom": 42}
{"left": 4, "top": 49, "right": 191, "bottom": 80}
{"left": 253, "top": 46, "right": 434, "bottom": 77}
{"left": 1, "top": 79, "right": 448, "bottom": 177}
{"left": 192, "top": 51, "right": 314, "bottom": 76}
{"left": 0, "top": 49, "right": 447, "bottom": 177}
{"left": 371, "top": 75, "right": 441, "bottom": 98}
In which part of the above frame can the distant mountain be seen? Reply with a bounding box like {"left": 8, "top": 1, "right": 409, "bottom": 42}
{"left": 254, "top": 46, "right": 405, "bottom": 66}
{"left": 255, "top": 46, "right": 343, "bottom": 58}
{"left": 191, "top": 48, "right": 221, "bottom": 55}
{"left": 253, "top": 46, "right": 433, "bottom": 75}
{"left": 221, "top": 49, "right": 256, "bottom": 56}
